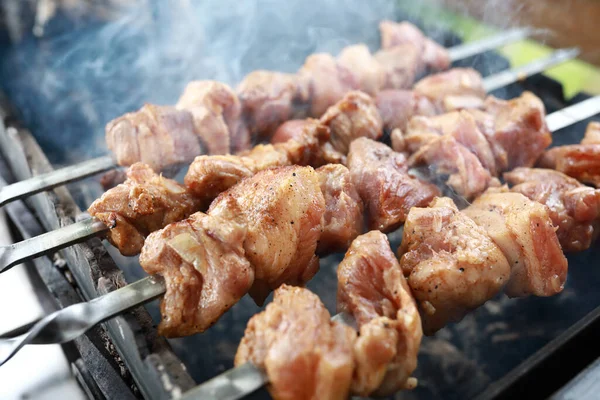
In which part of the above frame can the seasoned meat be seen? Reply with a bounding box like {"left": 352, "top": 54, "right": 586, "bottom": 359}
{"left": 237, "top": 70, "right": 304, "bottom": 140}
{"left": 408, "top": 135, "right": 496, "bottom": 200}
{"left": 338, "top": 231, "right": 422, "bottom": 396}
{"left": 374, "top": 44, "right": 422, "bottom": 91}
{"left": 347, "top": 138, "right": 440, "bottom": 232}
{"left": 88, "top": 163, "right": 200, "bottom": 256}
{"left": 105, "top": 104, "right": 202, "bottom": 171}
{"left": 316, "top": 164, "right": 364, "bottom": 255}
{"left": 413, "top": 68, "right": 485, "bottom": 111}
{"left": 139, "top": 212, "right": 252, "bottom": 337}
{"left": 299, "top": 53, "right": 360, "bottom": 117}
{"left": 235, "top": 285, "right": 356, "bottom": 400}
{"left": 375, "top": 89, "right": 437, "bottom": 132}
{"left": 176, "top": 80, "right": 248, "bottom": 155}
{"left": 337, "top": 44, "right": 385, "bottom": 96}
{"left": 504, "top": 168, "right": 600, "bottom": 252}
{"left": 185, "top": 124, "right": 328, "bottom": 207}
{"left": 484, "top": 91, "right": 551, "bottom": 171}
{"left": 319, "top": 91, "right": 383, "bottom": 154}
{"left": 270, "top": 119, "right": 338, "bottom": 166}
{"left": 405, "top": 110, "right": 497, "bottom": 174}
{"left": 398, "top": 198, "right": 511, "bottom": 334}
{"left": 537, "top": 122, "right": 600, "bottom": 187}
{"left": 582, "top": 121, "right": 600, "bottom": 144}
{"left": 463, "top": 190, "right": 568, "bottom": 298}
{"left": 379, "top": 20, "right": 450, "bottom": 71}
{"left": 209, "top": 166, "right": 325, "bottom": 305}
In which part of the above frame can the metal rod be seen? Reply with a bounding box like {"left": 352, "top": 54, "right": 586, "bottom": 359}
{"left": 0, "top": 275, "right": 165, "bottom": 367}
{"left": 0, "top": 155, "right": 116, "bottom": 207}
{"left": 482, "top": 48, "right": 580, "bottom": 93}
{"left": 0, "top": 217, "right": 109, "bottom": 273}
{"left": 448, "top": 27, "right": 538, "bottom": 62}
{"left": 546, "top": 96, "right": 600, "bottom": 132}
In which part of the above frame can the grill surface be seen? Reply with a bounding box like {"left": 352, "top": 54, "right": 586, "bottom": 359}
{"left": 0, "top": 3, "right": 599, "bottom": 400}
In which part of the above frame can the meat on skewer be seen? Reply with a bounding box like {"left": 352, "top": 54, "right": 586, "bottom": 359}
{"left": 338, "top": 230, "right": 422, "bottom": 396}
{"left": 235, "top": 285, "right": 356, "bottom": 400}
{"left": 504, "top": 167, "right": 600, "bottom": 252}
{"left": 87, "top": 163, "right": 201, "bottom": 256}
{"left": 538, "top": 121, "right": 600, "bottom": 187}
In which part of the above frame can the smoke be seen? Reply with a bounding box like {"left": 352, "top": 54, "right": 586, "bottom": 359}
{"left": 0, "top": 0, "right": 414, "bottom": 165}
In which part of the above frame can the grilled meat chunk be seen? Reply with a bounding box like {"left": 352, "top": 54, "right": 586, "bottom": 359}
{"left": 320, "top": 91, "right": 384, "bottom": 154}
{"left": 375, "top": 89, "right": 437, "bottom": 133}
{"left": 139, "top": 212, "right": 252, "bottom": 337}
{"left": 347, "top": 138, "right": 440, "bottom": 232}
{"left": 105, "top": 104, "right": 202, "bottom": 171}
{"left": 398, "top": 197, "right": 511, "bottom": 334}
{"left": 374, "top": 44, "right": 422, "bottom": 91}
{"left": 408, "top": 135, "right": 496, "bottom": 200}
{"left": 484, "top": 91, "right": 551, "bottom": 171}
{"left": 176, "top": 80, "right": 248, "bottom": 155}
{"left": 237, "top": 70, "right": 305, "bottom": 140}
{"left": 538, "top": 121, "right": 600, "bottom": 187}
{"left": 88, "top": 163, "right": 200, "bottom": 256}
{"left": 413, "top": 68, "right": 485, "bottom": 111}
{"left": 337, "top": 44, "right": 386, "bottom": 96}
{"left": 209, "top": 166, "right": 325, "bottom": 305}
{"left": 379, "top": 20, "right": 450, "bottom": 71}
{"left": 338, "top": 231, "right": 422, "bottom": 396}
{"left": 235, "top": 285, "right": 355, "bottom": 400}
{"left": 185, "top": 124, "right": 328, "bottom": 208}
{"left": 270, "top": 119, "right": 340, "bottom": 166}
{"left": 463, "top": 190, "right": 568, "bottom": 298}
{"left": 299, "top": 53, "right": 360, "bottom": 117}
{"left": 504, "top": 168, "right": 600, "bottom": 252}
{"left": 316, "top": 164, "right": 364, "bottom": 255}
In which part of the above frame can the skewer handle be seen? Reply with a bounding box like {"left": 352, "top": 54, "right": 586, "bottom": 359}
{"left": 448, "top": 27, "right": 538, "bottom": 62}
{"left": 0, "top": 155, "right": 116, "bottom": 207}
{"left": 482, "top": 47, "right": 580, "bottom": 93}
{"left": 0, "top": 217, "right": 109, "bottom": 273}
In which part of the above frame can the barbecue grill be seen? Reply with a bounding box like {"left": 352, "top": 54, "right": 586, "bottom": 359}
{"left": 0, "top": 1, "right": 599, "bottom": 400}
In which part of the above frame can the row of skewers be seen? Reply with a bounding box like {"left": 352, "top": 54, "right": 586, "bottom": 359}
{"left": 0, "top": 20, "right": 599, "bottom": 400}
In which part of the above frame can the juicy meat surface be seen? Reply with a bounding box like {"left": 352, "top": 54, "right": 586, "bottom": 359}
{"left": 347, "top": 137, "right": 440, "bottom": 232}
{"left": 176, "top": 80, "right": 248, "bottom": 155}
{"left": 404, "top": 110, "right": 498, "bottom": 175}
{"left": 316, "top": 164, "right": 364, "bottom": 255}
{"left": 413, "top": 68, "right": 485, "bottom": 111}
{"left": 463, "top": 190, "right": 568, "bottom": 298}
{"left": 270, "top": 119, "right": 339, "bottom": 166}
{"left": 398, "top": 197, "right": 511, "bottom": 334}
{"left": 105, "top": 104, "right": 202, "bottom": 171}
{"left": 374, "top": 44, "right": 422, "bottom": 91}
{"left": 237, "top": 70, "right": 305, "bottom": 140}
{"left": 484, "top": 91, "right": 552, "bottom": 171}
{"left": 209, "top": 166, "right": 325, "bottom": 305}
{"left": 408, "top": 135, "right": 496, "bottom": 200}
{"left": 504, "top": 168, "right": 600, "bottom": 252}
{"left": 338, "top": 231, "right": 422, "bottom": 396}
{"left": 88, "top": 163, "right": 200, "bottom": 256}
{"left": 185, "top": 123, "right": 329, "bottom": 208}
{"left": 379, "top": 20, "right": 450, "bottom": 71}
{"left": 319, "top": 91, "right": 384, "bottom": 154}
{"left": 375, "top": 89, "right": 437, "bottom": 133}
{"left": 582, "top": 121, "right": 600, "bottom": 144}
{"left": 299, "top": 53, "right": 360, "bottom": 117}
{"left": 337, "top": 44, "right": 386, "bottom": 96}
{"left": 139, "top": 212, "right": 252, "bottom": 337}
{"left": 235, "top": 285, "right": 356, "bottom": 400}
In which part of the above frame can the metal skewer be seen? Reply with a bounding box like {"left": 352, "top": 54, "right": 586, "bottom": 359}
{"left": 0, "top": 28, "right": 538, "bottom": 209}
{"left": 0, "top": 48, "right": 584, "bottom": 275}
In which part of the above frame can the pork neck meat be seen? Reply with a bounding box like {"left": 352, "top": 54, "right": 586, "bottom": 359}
{"left": 504, "top": 168, "right": 600, "bottom": 252}
{"left": 88, "top": 163, "right": 201, "bottom": 256}
{"left": 398, "top": 197, "right": 511, "bottom": 334}
{"left": 337, "top": 44, "right": 386, "bottom": 96}
{"left": 235, "top": 285, "right": 356, "bottom": 400}
{"left": 338, "top": 231, "right": 422, "bottom": 396}
{"left": 463, "top": 190, "right": 568, "bottom": 298}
